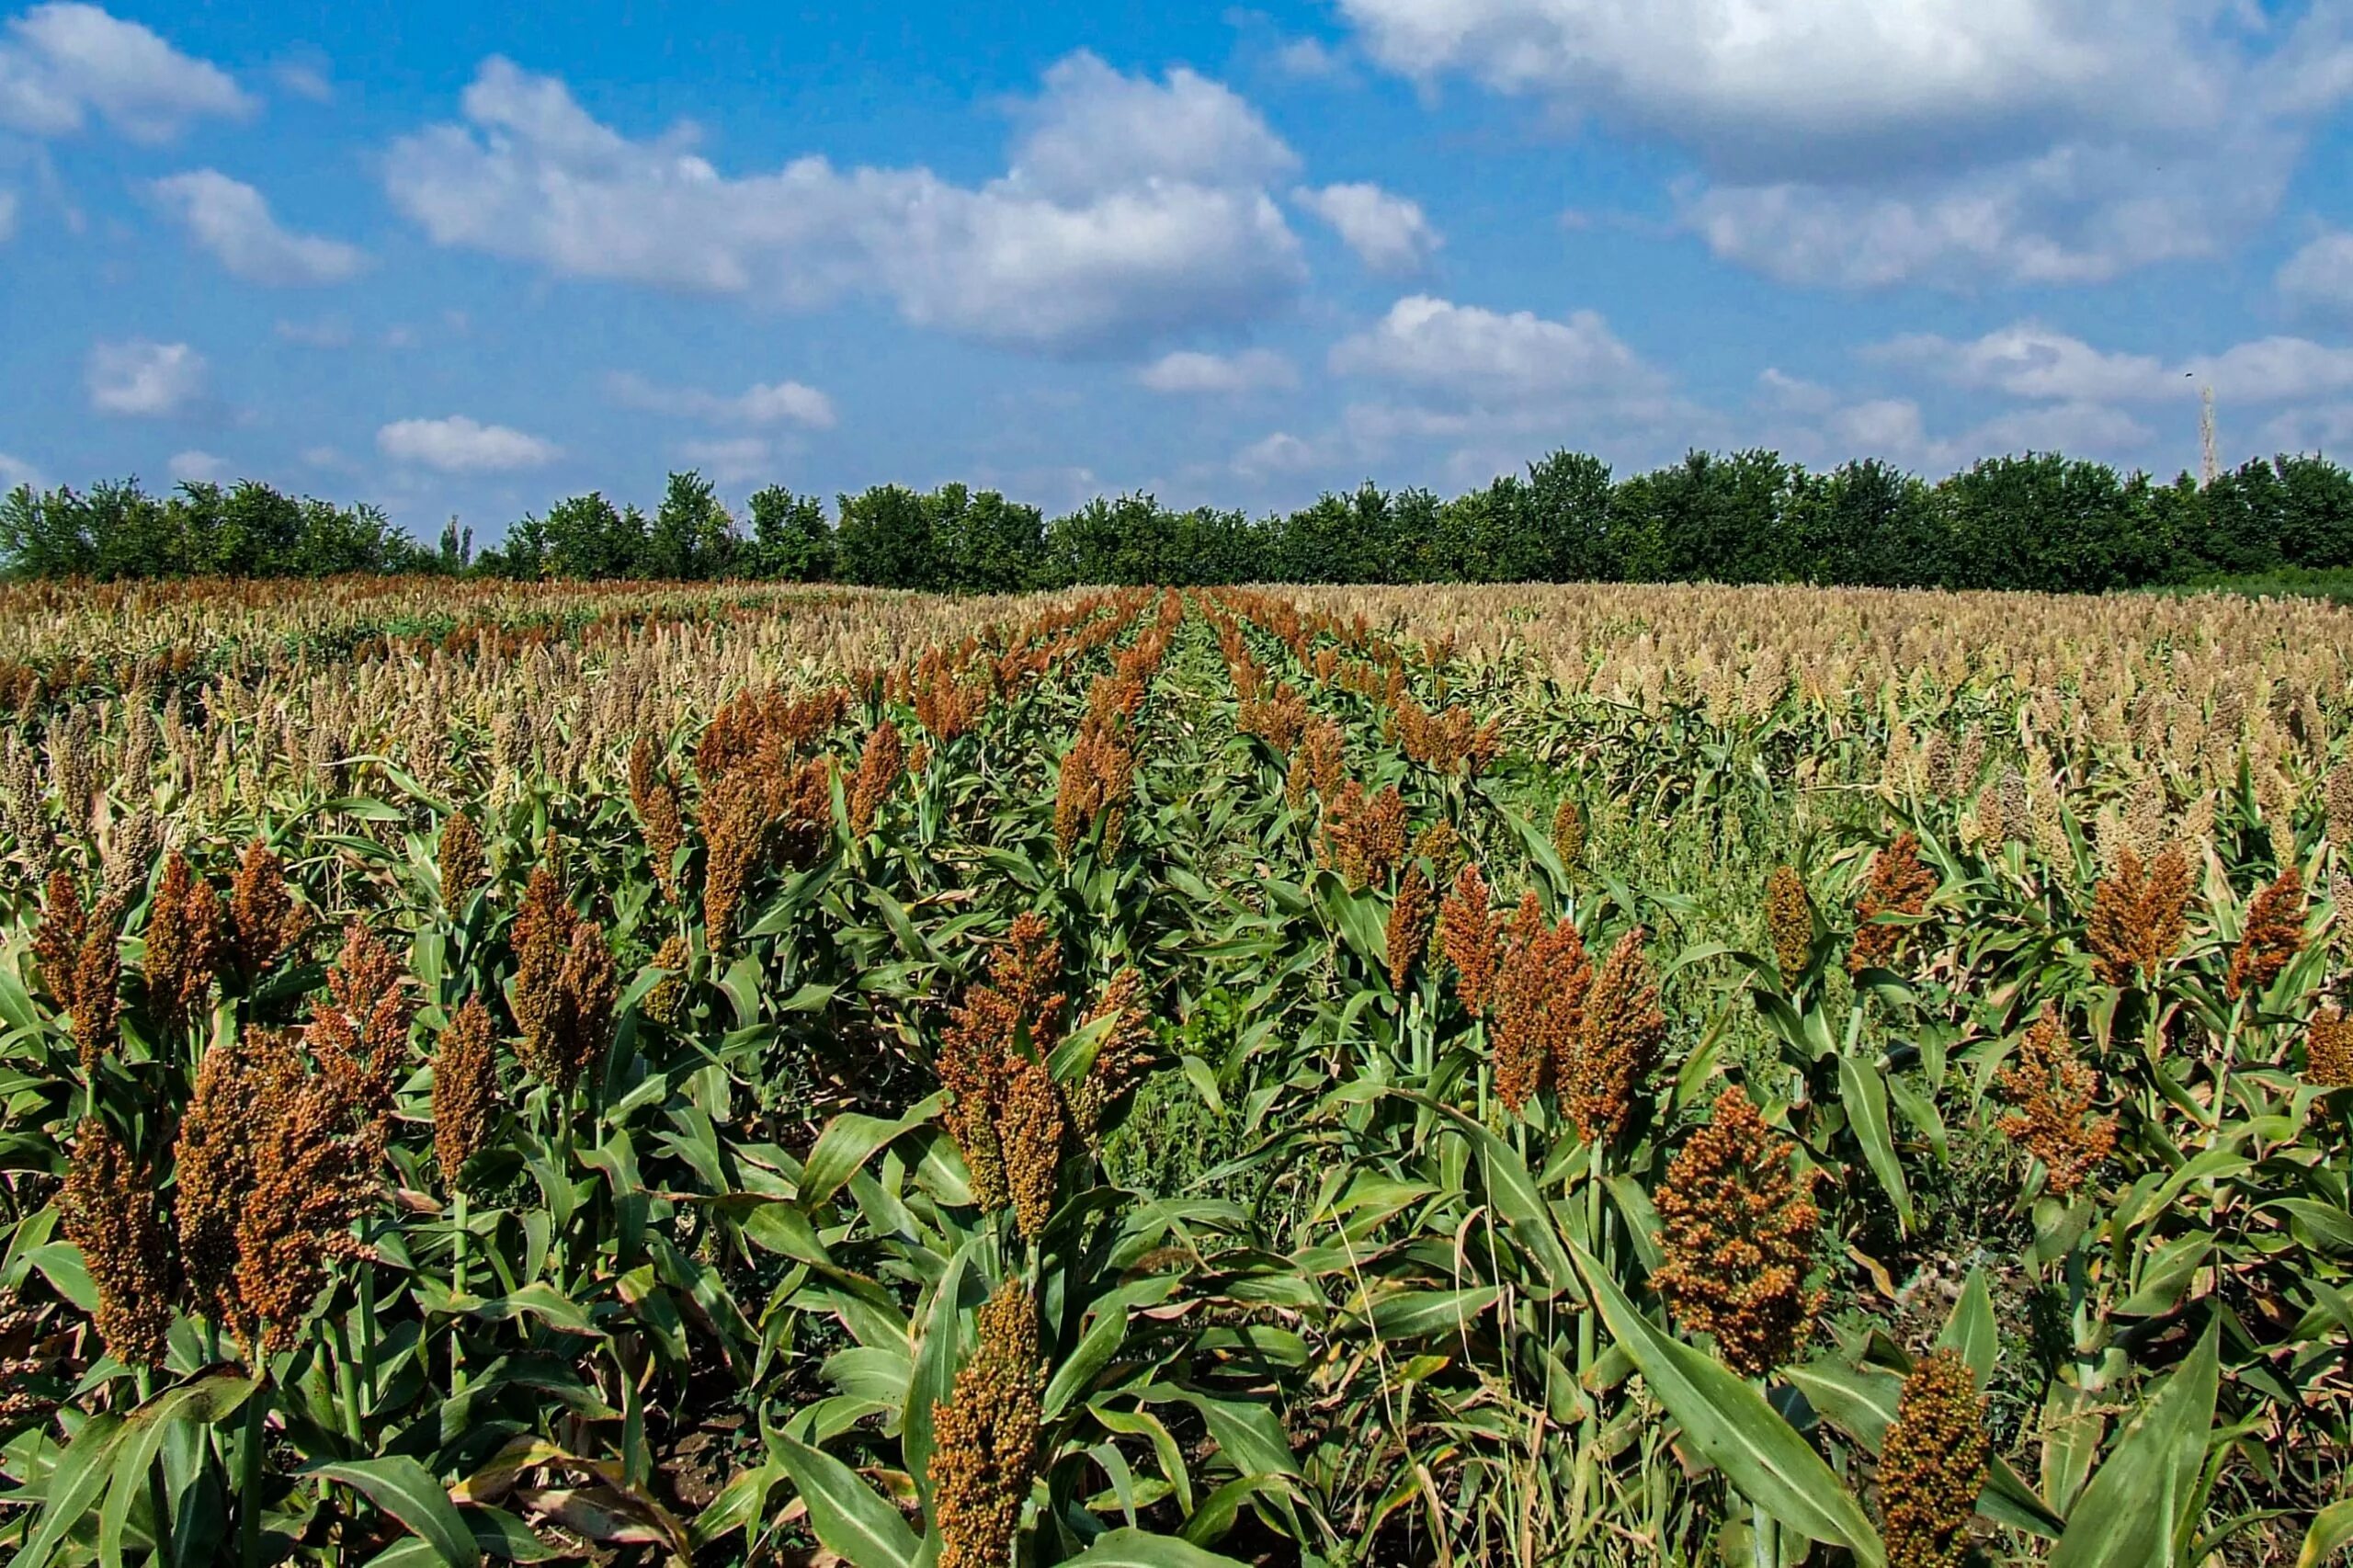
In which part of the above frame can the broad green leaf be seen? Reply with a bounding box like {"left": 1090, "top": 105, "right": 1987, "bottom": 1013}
{"left": 1935, "top": 1268, "right": 1997, "bottom": 1387}
{"left": 309, "top": 1457, "right": 482, "bottom": 1568}
{"left": 16, "top": 1412, "right": 127, "bottom": 1568}
{"left": 1836, "top": 1055, "right": 1911, "bottom": 1233}
{"left": 799, "top": 1095, "right": 945, "bottom": 1211}
{"left": 1572, "top": 1243, "right": 1884, "bottom": 1566}
{"left": 775, "top": 1434, "right": 921, "bottom": 1568}
{"left": 1366, "top": 1286, "right": 1499, "bottom": 1341}
{"left": 2048, "top": 1322, "right": 2220, "bottom": 1568}
{"left": 2298, "top": 1497, "right": 2353, "bottom": 1568}
{"left": 1060, "top": 1528, "right": 1253, "bottom": 1566}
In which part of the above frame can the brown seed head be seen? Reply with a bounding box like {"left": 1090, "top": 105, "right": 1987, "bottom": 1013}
{"left": 629, "top": 736, "right": 685, "bottom": 902}
{"left": 1068, "top": 968, "right": 1154, "bottom": 1150}
{"left": 59, "top": 1119, "right": 175, "bottom": 1368}
{"left": 229, "top": 839, "right": 306, "bottom": 979}
{"left": 2086, "top": 845, "right": 2192, "bottom": 990}
{"left": 306, "top": 919, "right": 415, "bottom": 1145}
{"left": 144, "top": 850, "right": 225, "bottom": 1032}
{"left": 438, "top": 811, "right": 488, "bottom": 909}
{"left": 642, "top": 933, "right": 690, "bottom": 1028}
{"left": 1490, "top": 894, "right": 1592, "bottom": 1116}
{"left": 2307, "top": 1006, "right": 2353, "bottom": 1089}
{"left": 431, "top": 997, "right": 498, "bottom": 1190}
{"left": 1570, "top": 928, "right": 1667, "bottom": 1143}
{"left": 1438, "top": 863, "right": 1500, "bottom": 1015}
{"left": 1851, "top": 832, "right": 1937, "bottom": 975}
{"left": 2227, "top": 866, "right": 2305, "bottom": 1001}
{"left": 1994, "top": 1006, "right": 2115, "bottom": 1196}
{"left": 1651, "top": 1085, "right": 1822, "bottom": 1376}
{"left": 930, "top": 1280, "right": 1045, "bottom": 1568}
{"left": 511, "top": 857, "right": 618, "bottom": 1091}
{"left": 939, "top": 915, "right": 1067, "bottom": 1214}
{"left": 1879, "top": 1349, "right": 1990, "bottom": 1568}
{"left": 1386, "top": 862, "right": 1435, "bottom": 994}
{"left": 848, "top": 721, "right": 905, "bottom": 838}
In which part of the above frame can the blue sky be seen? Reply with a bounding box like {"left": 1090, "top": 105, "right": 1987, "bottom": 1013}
{"left": 5, "top": 0, "right": 2353, "bottom": 540}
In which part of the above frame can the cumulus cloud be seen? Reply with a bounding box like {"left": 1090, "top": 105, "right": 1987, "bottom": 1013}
{"left": 377, "top": 415, "right": 559, "bottom": 472}
{"left": 0, "top": 188, "right": 16, "bottom": 241}
{"left": 1137, "top": 347, "right": 1298, "bottom": 394}
{"left": 384, "top": 52, "right": 1307, "bottom": 354}
{"left": 2279, "top": 230, "right": 2353, "bottom": 318}
{"left": 1874, "top": 323, "right": 2353, "bottom": 403}
{"left": 86, "top": 338, "right": 204, "bottom": 415}
{"left": 0, "top": 451, "right": 46, "bottom": 489}
{"left": 607, "top": 370, "right": 835, "bottom": 428}
{"left": 1336, "top": 0, "right": 2353, "bottom": 287}
{"left": 1330, "top": 294, "right": 1665, "bottom": 402}
{"left": 1292, "top": 181, "right": 1440, "bottom": 274}
{"left": 167, "top": 449, "right": 227, "bottom": 482}
{"left": 1233, "top": 430, "right": 1322, "bottom": 477}
{"left": 0, "top": 3, "right": 251, "bottom": 142}
{"left": 149, "top": 170, "right": 366, "bottom": 284}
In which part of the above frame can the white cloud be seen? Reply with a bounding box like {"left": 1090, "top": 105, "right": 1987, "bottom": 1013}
{"left": 86, "top": 338, "right": 204, "bottom": 415}
{"left": 271, "top": 55, "right": 332, "bottom": 103}
{"left": 675, "top": 436, "right": 772, "bottom": 484}
{"left": 1273, "top": 37, "right": 1347, "bottom": 78}
{"left": 167, "top": 449, "right": 227, "bottom": 482}
{"left": 606, "top": 370, "right": 836, "bottom": 428}
{"left": 1337, "top": 0, "right": 2352, "bottom": 288}
{"left": 0, "top": 187, "right": 16, "bottom": 241}
{"left": 149, "top": 170, "right": 366, "bottom": 284}
{"left": 2279, "top": 230, "right": 2353, "bottom": 317}
{"left": 2260, "top": 404, "right": 2353, "bottom": 454}
{"left": 384, "top": 52, "right": 1307, "bottom": 354}
{"left": 1233, "top": 430, "right": 1321, "bottom": 476}
{"left": 301, "top": 444, "right": 349, "bottom": 471}
{"left": 1874, "top": 323, "right": 2353, "bottom": 404}
{"left": 1137, "top": 347, "right": 1298, "bottom": 394}
{"left": 0, "top": 451, "right": 47, "bottom": 489}
{"left": 1330, "top": 294, "right": 1665, "bottom": 402}
{"left": 377, "top": 415, "right": 559, "bottom": 472}
{"left": 0, "top": 3, "right": 251, "bottom": 142}
{"left": 1292, "top": 181, "right": 1440, "bottom": 274}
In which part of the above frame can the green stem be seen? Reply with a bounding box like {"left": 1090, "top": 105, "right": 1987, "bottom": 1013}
{"left": 237, "top": 1379, "right": 268, "bottom": 1568}
{"left": 135, "top": 1368, "right": 171, "bottom": 1565}
{"left": 449, "top": 1190, "right": 470, "bottom": 1396}
{"left": 1750, "top": 1493, "right": 1777, "bottom": 1568}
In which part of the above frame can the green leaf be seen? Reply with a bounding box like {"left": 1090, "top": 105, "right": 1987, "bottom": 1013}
{"left": 1571, "top": 1242, "right": 1884, "bottom": 1566}
{"left": 309, "top": 1457, "right": 482, "bottom": 1568}
{"left": 1836, "top": 1055, "right": 1911, "bottom": 1233}
{"left": 1391, "top": 1087, "right": 1574, "bottom": 1299}
{"left": 1935, "top": 1268, "right": 1997, "bottom": 1388}
{"left": 2297, "top": 1496, "right": 2353, "bottom": 1568}
{"left": 1060, "top": 1528, "right": 1253, "bottom": 1566}
{"left": 799, "top": 1095, "right": 945, "bottom": 1211}
{"left": 1367, "top": 1286, "right": 1499, "bottom": 1341}
{"left": 99, "top": 1370, "right": 259, "bottom": 1565}
{"left": 775, "top": 1434, "right": 921, "bottom": 1568}
{"left": 2048, "top": 1321, "right": 2220, "bottom": 1568}
{"left": 15, "top": 1412, "right": 127, "bottom": 1568}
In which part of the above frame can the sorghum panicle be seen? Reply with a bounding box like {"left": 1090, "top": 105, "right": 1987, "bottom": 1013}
{"left": 1994, "top": 1006, "right": 2116, "bottom": 1195}
{"left": 438, "top": 810, "right": 488, "bottom": 909}
{"left": 1437, "top": 863, "right": 1500, "bottom": 1015}
{"left": 1569, "top": 927, "right": 1665, "bottom": 1144}
{"left": 1879, "top": 1349, "right": 1990, "bottom": 1568}
{"left": 1000, "top": 1056, "right": 1066, "bottom": 1241}
{"left": 306, "top": 919, "right": 415, "bottom": 1146}
{"left": 1489, "top": 893, "right": 1590, "bottom": 1116}
{"left": 1068, "top": 968, "right": 1154, "bottom": 1149}
{"left": 144, "top": 849, "right": 224, "bottom": 1031}
{"left": 1851, "top": 832, "right": 1937, "bottom": 975}
{"left": 2226, "top": 866, "right": 2305, "bottom": 1001}
{"left": 2086, "top": 844, "right": 2192, "bottom": 990}
{"left": 642, "top": 933, "right": 690, "bottom": 1028}
{"left": 2307, "top": 1006, "right": 2353, "bottom": 1088}
{"left": 59, "top": 1118, "right": 175, "bottom": 1368}
{"left": 930, "top": 1281, "right": 1045, "bottom": 1568}
{"left": 1651, "top": 1085, "right": 1823, "bottom": 1377}
{"left": 940, "top": 915, "right": 1068, "bottom": 1219}
{"left": 848, "top": 720, "right": 905, "bottom": 838}
{"left": 431, "top": 996, "right": 498, "bottom": 1189}
{"left": 1386, "top": 862, "right": 1435, "bottom": 994}
{"left": 1765, "top": 866, "right": 1812, "bottom": 988}
{"left": 1552, "top": 797, "right": 1587, "bottom": 865}
{"left": 229, "top": 839, "right": 305, "bottom": 979}
{"left": 511, "top": 856, "right": 619, "bottom": 1091}
{"left": 629, "top": 736, "right": 686, "bottom": 901}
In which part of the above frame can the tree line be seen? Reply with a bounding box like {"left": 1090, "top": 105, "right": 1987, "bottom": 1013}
{"left": 6, "top": 449, "right": 2352, "bottom": 594}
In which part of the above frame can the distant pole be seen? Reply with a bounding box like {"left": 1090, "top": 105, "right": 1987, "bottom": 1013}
{"left": 2200, "top": 385, "right": 2219, "bottom": 487}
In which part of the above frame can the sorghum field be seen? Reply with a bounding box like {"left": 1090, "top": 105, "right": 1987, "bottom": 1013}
{"left": 2, "top": 575, "right": 2350, "bottom": 1568}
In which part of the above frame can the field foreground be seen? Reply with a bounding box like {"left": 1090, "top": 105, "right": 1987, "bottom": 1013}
{"left": 1, "top": 575, "right": 2350, "bottom": 1566}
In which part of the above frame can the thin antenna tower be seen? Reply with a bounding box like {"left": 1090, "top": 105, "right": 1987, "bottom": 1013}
{"left": 2200, "top": 385, "right": 2218, "bottom": 487}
